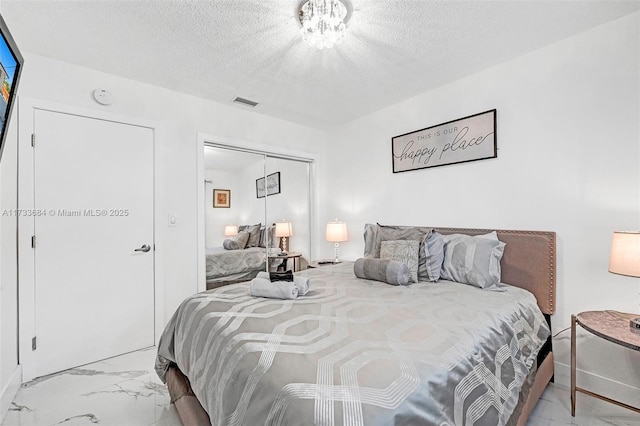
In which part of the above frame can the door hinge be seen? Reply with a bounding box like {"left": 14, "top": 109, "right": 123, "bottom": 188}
{"left": 31, "top": 134, "right": 35, "bottom": 147}
{"left": 32, "top": 336, "right": 37, "bottom": 351}
{"left": 31, "top": 235, "right": 36, "bottom": 248}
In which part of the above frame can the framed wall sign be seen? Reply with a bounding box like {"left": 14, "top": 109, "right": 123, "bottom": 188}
{"left": 213, "top": 189, "right": 231, "bottom": 208}
{"left": 391, "top": 109, "right": 497, "bottom": 173}
{"left": 256, "top": 172, "right": 281, "bottom": 198}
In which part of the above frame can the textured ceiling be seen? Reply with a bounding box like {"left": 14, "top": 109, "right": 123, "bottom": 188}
{"left": 2, "top": 0, "right": 639, "bottom": 129}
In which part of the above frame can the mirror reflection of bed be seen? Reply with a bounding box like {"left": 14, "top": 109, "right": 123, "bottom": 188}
{"left": 203, "top": 144, "right": 312, "bottom": 290}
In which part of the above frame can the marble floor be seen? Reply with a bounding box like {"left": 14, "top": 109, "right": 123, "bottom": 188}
{"left": 1, "top": 347, "right": 639, "bottom": 425}
{"left": 1, "top": 347, "right": 179, "bottom": 426}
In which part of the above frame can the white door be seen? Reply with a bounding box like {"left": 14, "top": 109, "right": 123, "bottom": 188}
{"left": 32, "top": 110, "right": 154, "bottom": 377}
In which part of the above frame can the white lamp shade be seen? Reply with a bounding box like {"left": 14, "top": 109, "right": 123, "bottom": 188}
{"left": 275, "top": 222, "right": 292, "bottom": 238}
{"left": 326, "top": 221, "right": 348, "bottom": 242}
{"left": 609, "top": 231, "right": 640, "bottom": 277}
{"left": 224, "top": 225, "right": 238, "bottom": 236}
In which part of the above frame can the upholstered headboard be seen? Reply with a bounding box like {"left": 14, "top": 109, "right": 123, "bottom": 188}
{"left": 434, "top": 228, "right": 556, "bottom": 315}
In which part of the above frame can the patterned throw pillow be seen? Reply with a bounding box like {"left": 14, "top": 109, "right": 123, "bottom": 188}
{"left": 380, "top": 240, "right": 420, "bottom": 283}
{"left": 439, "top": 233, "right": 506, "bottom": 289}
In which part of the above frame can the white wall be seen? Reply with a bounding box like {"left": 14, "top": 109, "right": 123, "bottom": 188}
{"left": 324, "top": 12, "right": 640, "bottom": 404}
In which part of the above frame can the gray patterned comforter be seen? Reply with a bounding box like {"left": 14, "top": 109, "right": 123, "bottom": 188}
{"left": 157, "top": 262, "right": 549, "bottom": 426}
{"left": 205, "top": 247, "right": 268, "bottom": 283}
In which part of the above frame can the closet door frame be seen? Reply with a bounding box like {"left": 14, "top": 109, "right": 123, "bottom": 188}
{"left": 196, "top": 133, "right": 317, "bottom": 292}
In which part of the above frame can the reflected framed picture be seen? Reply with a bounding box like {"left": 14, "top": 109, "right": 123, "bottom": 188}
{"left": 213, "top": 189, "right": 230, "bottom": 208}
{"left": 256, "top": 172, "right": 281, "bottom": 198}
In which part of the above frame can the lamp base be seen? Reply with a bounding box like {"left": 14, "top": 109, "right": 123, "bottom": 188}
{"left": 631, "top": 318, "right": 640, "bottom": 329}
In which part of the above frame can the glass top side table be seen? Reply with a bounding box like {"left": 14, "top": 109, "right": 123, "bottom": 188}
{"left": 571, "top": 310, "right": 640, "bottom": 416}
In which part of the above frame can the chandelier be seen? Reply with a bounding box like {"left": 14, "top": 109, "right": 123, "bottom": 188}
{"left": 298, "top": 0, "right": 350, "bottom": 49}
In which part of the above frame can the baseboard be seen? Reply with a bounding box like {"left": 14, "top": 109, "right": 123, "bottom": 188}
{"left": 554, "top": 361, "right": 640, "bottom": 408}
{"left": 0, "top": 365, "right": 22, "bottom": 422}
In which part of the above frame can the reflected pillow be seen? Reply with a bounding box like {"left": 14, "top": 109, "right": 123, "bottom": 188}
{"left": 223, "top": 231, "right": 250, "bottom": 250}
{"left": 239, "top": 223, "right": 261, "bottom": 247}
{"left": 380, "top": 240, "right": 419, "bottom": 283}
{"left": 440, "top": 233, "right": 505, "bottom": 288}
{"left": 259, "top": 225, "right": 278, "bottom": 248}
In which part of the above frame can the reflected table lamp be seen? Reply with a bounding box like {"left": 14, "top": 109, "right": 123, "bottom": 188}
{"left": 609, "top": 231, "right": 640, "bottom": 328}
{"left": 275, "top": 222, "right": 292, "bottom": 253}
{"left": 224, "top": 225, "right": 238, "bottom": 237}
{"left": 326, "top": 220, "right": 348, "bottom": 263}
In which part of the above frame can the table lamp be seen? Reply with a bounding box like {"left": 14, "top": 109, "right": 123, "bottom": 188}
{"left": 224, "top": 225, "right": 238, "bottom": 237}
{"left": 608, "top": 231, "right": 640, "bottom": 328}
{"left": 275, "top": 221, "right": 292, "bottom": 253}
{"left": 326, "top": 219, "right": 348, "bottom": 263}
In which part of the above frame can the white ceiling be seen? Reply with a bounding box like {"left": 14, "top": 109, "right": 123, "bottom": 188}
{"left": 2, "top": 0, "right": 638, "bottom": 129}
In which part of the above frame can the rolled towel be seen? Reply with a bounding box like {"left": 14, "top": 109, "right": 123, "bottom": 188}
{"left": 354, "top": 258, "right": 411, "bottom": 286}
{"left": 293, "top": 276, "right": 310, "bottom": 295}
{"left": 257, "top": 271, "right": 311, "bottom": 296}
{"left": 250, "top": 277, "right": 298, "bottom": 300}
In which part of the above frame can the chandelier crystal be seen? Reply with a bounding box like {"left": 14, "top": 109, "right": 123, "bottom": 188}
{"left": 299, "top": 0, "right": 348, "bottom": 49}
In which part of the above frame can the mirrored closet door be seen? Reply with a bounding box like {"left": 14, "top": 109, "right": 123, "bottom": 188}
{"left": 203, "top": 143, "right": 312, "bottom": 289}
{"left": 265, "top": 156, "right": 311, "bottom": 273}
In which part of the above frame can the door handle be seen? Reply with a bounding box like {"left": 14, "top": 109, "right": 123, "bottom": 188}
{"left": 134, "top": 244, "right": 151, "bottom": 253}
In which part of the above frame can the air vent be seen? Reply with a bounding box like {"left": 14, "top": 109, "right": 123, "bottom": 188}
{"left": 233, "top": 97, "right": 258, "bottom": 107}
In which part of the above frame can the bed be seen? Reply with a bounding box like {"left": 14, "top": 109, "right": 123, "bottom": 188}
{"left": 206, "top": 224, "right": 281, "bottom": 290}
{"left": 206, "top": 246, "right": 282, "bottom": 289}
{"left": 159, "top": 226, "right": 556, "bottom": 425}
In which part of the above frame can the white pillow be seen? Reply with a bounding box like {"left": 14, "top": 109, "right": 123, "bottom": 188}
{"left": 380, "top": 240, "right": 420, "bottom": 283}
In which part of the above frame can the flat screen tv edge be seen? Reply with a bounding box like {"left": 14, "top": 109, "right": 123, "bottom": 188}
{"left": 0, "top": 13, "right": 23, "bottom": 163}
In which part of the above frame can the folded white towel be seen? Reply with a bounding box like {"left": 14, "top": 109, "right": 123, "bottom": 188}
{"left": 250, "top": 277, "right": 298, "bottom": 300}
{"left": 293, "top": 276, "right": 310, "bottom": 296}
{"left": 257, "top": 272, "right": 310, "bottom": 296}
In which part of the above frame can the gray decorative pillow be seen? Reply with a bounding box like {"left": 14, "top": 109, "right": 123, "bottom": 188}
{"left": 222, "top": 231, "right": 250, "bottom": 250}
{"left": 353, "top": 258, "right": 411, "bottom": 286}
{"left": 238, "top": 223, "right": 261, "bottom": 248}
{"left": 363, "top": 223, "right": 378, "bottom": 257}
{"left": 440, "top": 233, "right": 506, "bottom": 288}
{"left": 424, "top": 231, "right": 445, "bottom": 282}
{"left": 363, "top": 223, "right": 432, "bottom": 281}
{"left": 259, "top": 225, "right": 278, "bottom": 248}
{"left": 380, "top": 240, "right": 419, "bottom": 283}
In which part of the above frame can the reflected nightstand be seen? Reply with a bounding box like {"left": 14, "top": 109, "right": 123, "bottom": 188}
{"left": 269, "top": 252, "right": 302, "bottom": 272}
